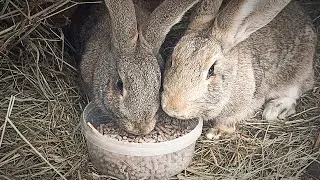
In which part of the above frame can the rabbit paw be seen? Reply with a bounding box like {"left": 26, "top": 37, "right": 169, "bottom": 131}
{"left": 206, "top": 124, "right": 235, "bottom": 140}
{"left": 262, "top": 97, "right": 296, "bottom": 120}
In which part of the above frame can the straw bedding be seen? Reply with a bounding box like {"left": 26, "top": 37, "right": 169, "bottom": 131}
{"left": 0, "top": 0, "right": 319, "bottom": 179}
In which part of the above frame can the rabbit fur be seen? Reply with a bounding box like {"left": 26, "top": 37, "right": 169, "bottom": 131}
{"left": 79, "top": 0, "right": 199, "bottom": 135}
{"left": 161, "top": 0, "right": 317, "bottom": 139}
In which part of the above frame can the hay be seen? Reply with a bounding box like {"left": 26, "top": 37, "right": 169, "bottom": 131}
{"left": 0, "top": 0, "right": 89, "bottom": 179}
{"left": 0, "top": 0, "right": 319, "bottom": 180}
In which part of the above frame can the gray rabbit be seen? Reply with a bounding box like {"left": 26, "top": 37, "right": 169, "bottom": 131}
{"left": 161, "top": 0, "right": 317, "bottom": 139}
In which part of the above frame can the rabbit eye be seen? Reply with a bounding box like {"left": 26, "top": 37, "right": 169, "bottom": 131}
{"left": 116, "top": 79, "right": 123, "bottom": 96}
{"left": 207, "top": 63, "right": 216, "bottom": 79}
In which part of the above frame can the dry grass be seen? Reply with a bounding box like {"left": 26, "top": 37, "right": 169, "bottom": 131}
{"left": 0, "top": 0, "right": 90, "bottom": 179}
{"left": 0, "top": 0, "right": 319, "bottom": 179}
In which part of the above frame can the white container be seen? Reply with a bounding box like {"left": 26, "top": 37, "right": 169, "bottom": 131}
{"left": 81, "top": 102, "right": 203, "bottom": 179}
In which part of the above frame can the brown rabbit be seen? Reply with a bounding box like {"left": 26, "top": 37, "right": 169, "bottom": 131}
{"left": 161, "top": 0, "right": 317, "bottom": 139}
{"left": 79, "top": 0, "right": 200, "bottom": 135}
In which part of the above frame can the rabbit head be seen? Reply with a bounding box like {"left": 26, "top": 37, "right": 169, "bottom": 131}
{"left": 80, "top": 0, "right": 199, "bottom": 135}
{"left": 161, "top": 0, "right": 293, "bottom": 120}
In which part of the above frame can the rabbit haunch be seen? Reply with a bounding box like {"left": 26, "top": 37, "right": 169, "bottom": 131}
{"left": 161, "top": 0, "right": 317, "bottom": 139}
{"left": 78, "top": 0, "right": 200, "bottom": 135}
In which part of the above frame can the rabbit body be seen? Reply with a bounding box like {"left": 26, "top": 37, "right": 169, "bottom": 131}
{"left": 79, "top": 3, "right": 159, "bottom": 135}
{"left": 161, "top": 0, "right": 317, "bottom": 138}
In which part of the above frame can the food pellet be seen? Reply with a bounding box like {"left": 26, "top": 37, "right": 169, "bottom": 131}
{"left": 87, "top": 141, "right": 196, "bottom": 179}
{"left": 94, "top": 115, "right": 197, "bottom": 143}
{"left": 86, "top": 109, "right": 199, "bottom": 179}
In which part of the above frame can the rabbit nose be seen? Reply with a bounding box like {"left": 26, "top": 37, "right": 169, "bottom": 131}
{"left": 118, "top": 119, "right": 156, "bottom": 135}
{"left": 163, "top": 96, "right": 187, "bottom": 114}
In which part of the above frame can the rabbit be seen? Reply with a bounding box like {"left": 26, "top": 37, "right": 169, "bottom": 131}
{"left": 161, "top": 0, "right": 317, "bottom": 139}
{"left": 78, "top": 0, "right": 200, "bottom": 135}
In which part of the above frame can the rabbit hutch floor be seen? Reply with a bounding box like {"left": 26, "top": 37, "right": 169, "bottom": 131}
{"left": 0, "top": 0, "right": 319, "bottom": 179}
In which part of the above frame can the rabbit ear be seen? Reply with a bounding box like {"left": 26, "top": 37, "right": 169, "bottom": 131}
{"left": 214, "top": 0, "right": 291, "bottom": 51}
{"left": 187, "top": 0, "right": 223, "bottom": 31}
{"left": 144, "top": 0, "right": 200, "bottom": 51}
{"left": 104, "top": 0, "right": 138, "bottom": 50}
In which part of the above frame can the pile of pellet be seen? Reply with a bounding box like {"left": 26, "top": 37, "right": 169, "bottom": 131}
{"left": 87, "top": 140, "right": 196, "bottom": 179}
{"left": 86, "top": 108, "right": 199, "bottom": 179}
{"left": 94, "top": 113, "right": 197, "bottom": 143}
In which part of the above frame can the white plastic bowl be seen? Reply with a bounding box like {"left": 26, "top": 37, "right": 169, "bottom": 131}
{"left": 81, "top": 102, "right": 203, "bottom": 179}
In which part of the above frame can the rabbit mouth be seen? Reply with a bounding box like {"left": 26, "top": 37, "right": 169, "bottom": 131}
{"left": 162, "top": 108, "right": 194, "bottom": 120}
{"left": 116, "top": 118, "right": 156, "bottom": 135}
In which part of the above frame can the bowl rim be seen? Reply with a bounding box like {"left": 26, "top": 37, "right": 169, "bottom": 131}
{"left": 81, "top": 102, "right": 203, "bottom": 156}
